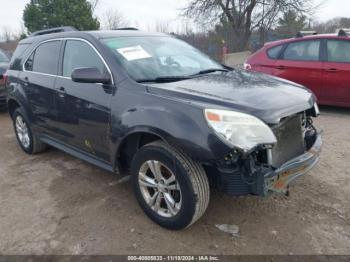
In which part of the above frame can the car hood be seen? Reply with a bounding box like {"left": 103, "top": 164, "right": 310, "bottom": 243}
{"left": 146, "top": 70, "right": 315, "bottom": 124}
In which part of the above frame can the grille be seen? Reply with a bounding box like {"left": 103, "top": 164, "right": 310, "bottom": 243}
{"left": 271, "top": 115, "right": 305, "bottom": 168}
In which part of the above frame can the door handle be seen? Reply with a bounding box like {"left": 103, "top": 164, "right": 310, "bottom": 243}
{"left": 325, "top": 68, "right": 338, "bottom": 72}
{"left": 57, "top": 86, "right": 66, "bottom": 93}
{"left": 57, "top": 86, "right": 66, "bottom": 98}
{"left": 23, "top": 77, "right": 29, "bottom": 86}
{"left": 276, "top": 65, "right": 286, "bottom": 70}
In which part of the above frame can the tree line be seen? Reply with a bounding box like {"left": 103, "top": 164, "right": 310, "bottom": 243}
{"left": 1, "top": 0, "right": 350, "bottom": 56}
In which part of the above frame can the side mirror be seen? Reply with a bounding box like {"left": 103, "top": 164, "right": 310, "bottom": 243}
{"left": 71, "top": 67, "right": 111, "bottom": 84}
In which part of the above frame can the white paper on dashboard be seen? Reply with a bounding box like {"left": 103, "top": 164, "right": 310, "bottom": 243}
{"left": 116, "top": 45, "right": 152, "bottom": 61}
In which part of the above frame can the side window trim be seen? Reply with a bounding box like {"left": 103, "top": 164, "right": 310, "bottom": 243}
{"left": 320, "top": 39, "right": 327, "bottom": 62}
{"left": 22, "top": 37, "right": 114, "bottom": 85}
{"left": 281, "top": 39, "right": 322, "bottom": 62}
{"left": 22, "top": 39, "right": 63, "bottom": 76}
{"left": 277, "top": 44, "right": 287, "bottom": 60}
{"left": 60, "top": 38, "right": 114, "bottom": 85}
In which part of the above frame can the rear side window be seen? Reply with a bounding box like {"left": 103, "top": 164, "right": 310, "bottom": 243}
{"left": 327, "top": 40, "right": 350, "bottom": 63}
{"left": 25, "top": 41, "right": 61, "bottom": 75}
{"left": 283, "top": 40, "right": 320, "bottom": 61}
{"left": 62, "top": 40, "right": 106, "bottom": 77}
{"left": 267, "top": 45, "right": 283, "bottom": 59}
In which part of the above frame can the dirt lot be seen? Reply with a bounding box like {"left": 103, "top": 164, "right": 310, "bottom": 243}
{"left": 0, "top": 107, "right": 349, "bottom": 255}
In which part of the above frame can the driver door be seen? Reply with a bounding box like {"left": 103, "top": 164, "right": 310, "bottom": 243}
{"left": 54, "top": 39, "right": 113, "bottom": 162}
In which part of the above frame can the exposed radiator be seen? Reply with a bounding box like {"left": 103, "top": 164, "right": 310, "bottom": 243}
{"left": 271, "top": 115, "right": 305, "bottom": 168}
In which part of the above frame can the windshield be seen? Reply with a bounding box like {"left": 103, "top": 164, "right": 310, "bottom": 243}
{"left": 0, "top": 50, "right": 9, "bottom": 63}
{"left": 102, "top": 36, "right": 224, "bottom": 82}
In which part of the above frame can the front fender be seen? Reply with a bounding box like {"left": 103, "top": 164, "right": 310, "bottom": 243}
{"left": 110, "top": 85, "right": 231, "bottom": 164}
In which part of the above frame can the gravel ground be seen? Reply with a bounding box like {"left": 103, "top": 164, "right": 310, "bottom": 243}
{"left": 0, "top": 106, "right": 349, "bottom": 255}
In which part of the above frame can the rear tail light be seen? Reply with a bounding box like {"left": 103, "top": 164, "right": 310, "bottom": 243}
{"left": 244, "top": 63, "right": 252, "bottom": 70}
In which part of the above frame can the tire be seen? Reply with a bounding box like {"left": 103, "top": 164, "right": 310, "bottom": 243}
{"left": 13, "top": 108, "right": 47, "bottom": 154}
{"left": 131, "top": 140, "right": 210, "bottom": 230}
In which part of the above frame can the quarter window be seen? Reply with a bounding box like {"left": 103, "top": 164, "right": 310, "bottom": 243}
{"left": 25, "top": 41, "right": 61, "bottom": 74}
{"left": 327, "top": 40, "right": 350, "bottom": 63}
{"left": 267, "top": 45, "right": 283, "bottom": 59}
{"left": 24, "top": 52, "right": 34, "bottom": 71}
{"left": 62, "top": 40, "right": 106, "bottom": 78}
{"left": 283, "top": 40, "right": 320, "bottom": 61}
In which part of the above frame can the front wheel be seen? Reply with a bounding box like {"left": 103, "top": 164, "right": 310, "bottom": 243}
{"left": 131, "top": 141, "right": 210, "bottom": 230}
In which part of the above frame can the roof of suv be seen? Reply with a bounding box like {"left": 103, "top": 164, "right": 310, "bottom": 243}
{"left": 20, "top": 30, "right": 168, "bottom": 44}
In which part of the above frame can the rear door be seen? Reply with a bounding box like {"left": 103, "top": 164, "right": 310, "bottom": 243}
{"left": 271, "top": 39, "right": 324, "bottom": 98}
{"left": 54, "top": 39, "right": 113, "bottom": 162}
{"left": 321, "top": 39, "right": 350, "bottom": 105}
{"left": 20, "top": 40, "right": 62, "bottom": 136}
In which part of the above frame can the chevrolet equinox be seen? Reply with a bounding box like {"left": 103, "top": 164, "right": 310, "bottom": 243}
{"left": 5, "top": 27, "right": 322, "bottom": 229}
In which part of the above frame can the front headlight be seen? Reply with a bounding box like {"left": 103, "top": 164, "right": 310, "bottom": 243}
{"left": 204, "top": 109, "right": 277, "bottom": 152}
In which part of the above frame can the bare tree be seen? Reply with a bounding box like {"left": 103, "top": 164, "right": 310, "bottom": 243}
{"left": 103, "top": 9, "right": 129, "bottom": 30}
{"left": 183, "top": 0, "right": 314, "bottom": 51}
{"left": 155, "top": 20, "right": 171, "bottom": 33}
{"left": 313, "top": 17, "right": 350, "bottom": 34}
{"left": 1, "top": 27, "right": 13, "bottom": 42}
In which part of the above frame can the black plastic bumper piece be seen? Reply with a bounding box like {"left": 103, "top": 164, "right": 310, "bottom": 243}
{"left": 215, "top": 132, "right": 322, "bottom": 197}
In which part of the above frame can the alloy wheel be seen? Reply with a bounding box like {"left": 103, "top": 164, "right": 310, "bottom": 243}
{"left": 138, "top": 160, "right": 182, "bottom": 218}
{"left": 15, "top": 115, "right": 31, "bottom": 149}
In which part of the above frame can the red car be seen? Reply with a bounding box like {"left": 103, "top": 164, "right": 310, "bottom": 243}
{"left": 245, "top": 30, "right": 350, "bottom": 107}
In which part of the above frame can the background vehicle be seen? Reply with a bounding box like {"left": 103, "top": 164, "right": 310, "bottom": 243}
{"left": 6, "top": 27, "right": 321, "bottom": 229}
{"left": 245, "top": 30, "right": 350, "bottom": 108}
{"left": 0, "top": 48, "right": 10, "bottom": 110}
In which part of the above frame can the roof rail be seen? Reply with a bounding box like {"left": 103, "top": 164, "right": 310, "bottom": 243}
{"left": 337, "top": 29, "right": 350, "bottom": 37}
{"left": 29, "top": 26, "right": 78, "bottom": 37}
{"left": 296, "top": 31, "right": 318, "bottom": 38}
{"left": 114, "top": 27, "right": 139, "bottom": 31}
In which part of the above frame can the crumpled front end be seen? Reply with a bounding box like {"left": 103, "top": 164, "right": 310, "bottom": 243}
{"left": 206, "top": 110, "right": 322, "bottom": 196}
{"left": 262, "top": 131, "right": 321, "bottom": 195}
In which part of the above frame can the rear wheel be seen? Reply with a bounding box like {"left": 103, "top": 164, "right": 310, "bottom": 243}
{"left": 13, "top": 108, "right": 47, "bottom": 154}
{"left": 131, "top": 140, "right": 210, "bottom": 230}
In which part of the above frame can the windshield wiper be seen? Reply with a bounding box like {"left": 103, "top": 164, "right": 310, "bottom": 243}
{"left": 191, "top": 68, "right": 229, "bottom": 76}
{"left": 137, "top": 68, "right": 230, "bottom": 83}
{"left": 137, "top": 76, "right": 190, "bottom": 83}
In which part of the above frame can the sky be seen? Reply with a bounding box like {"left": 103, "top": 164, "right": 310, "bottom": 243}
{"left": 0, "top": 0, "right": 349, "bottom": 36}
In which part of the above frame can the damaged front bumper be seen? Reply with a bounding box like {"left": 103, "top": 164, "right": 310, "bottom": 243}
{"left": 263, "top": 133, "right": 322, "bottom": 195}
{"left": 212, "top": 132, "right": 322, "bottom": 197}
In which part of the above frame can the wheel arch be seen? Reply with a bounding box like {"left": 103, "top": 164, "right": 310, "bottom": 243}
{"left": 7, "top": 98, "right": 22, "bottom": 119}
{"left": 113, "top": 127, "right": 175, "bottom": 174}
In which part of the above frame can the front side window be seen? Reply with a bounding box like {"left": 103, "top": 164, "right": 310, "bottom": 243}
{"left": 27, "top": 41, "right": 61, "bottom": 75}
{"left": 327, "top": 40, "right": 350, "bottom": 63}
{"left": 62, "top": 40, "right": 107, "bottom": 77}
{"left": 102, "top": 36, "right": 223, "bottom": 82}
{"left": 283, "top": 40, "right": 320, "bottom": 61}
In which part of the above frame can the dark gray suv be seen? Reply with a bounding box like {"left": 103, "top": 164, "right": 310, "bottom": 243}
{"left": 5, "top": 27, "right": 322, "bottom": 229}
